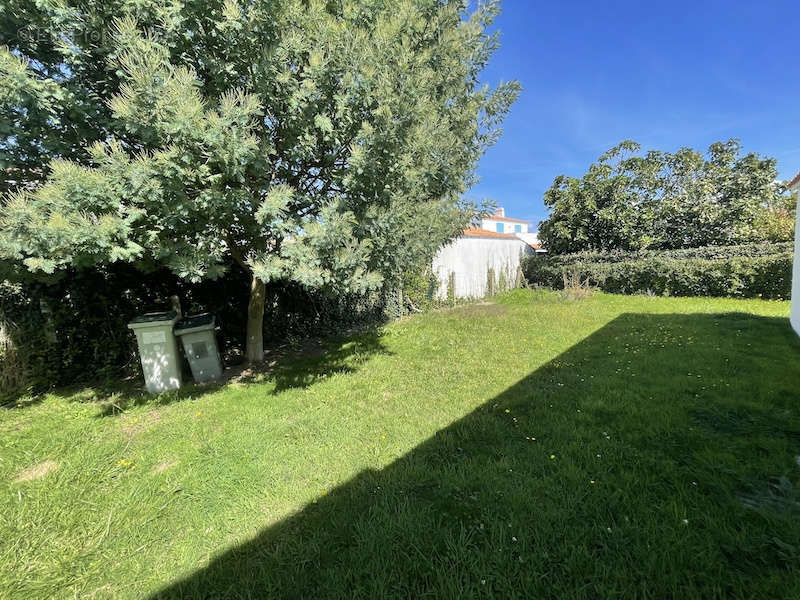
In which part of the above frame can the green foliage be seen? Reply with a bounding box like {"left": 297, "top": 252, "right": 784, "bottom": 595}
{"left": 539, "top": 139, "right": 794, "bottom": 253}
{"left": 398, "top": 266, "right": 439, "bottom": 313}
{"left": 753, "top": 191, "right": 798, "bottom": 242}
{"left": 0, "top": 0, "right": 519, "bottom": 358}
{"left": 0, "top": 265, "right": 391, "bottom": 396}
{"left": 523, "top": 242, "right": 794, "bottom": 300}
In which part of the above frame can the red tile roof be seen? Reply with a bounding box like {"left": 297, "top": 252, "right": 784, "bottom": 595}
{"left": 483, "top": 215, "right": 530, "bottom": 224}
{"left": 462, "top": 227, "right": 520, "bottom": 240}
{"left": 788, "top": 171, "right": 800, "bottom": 189}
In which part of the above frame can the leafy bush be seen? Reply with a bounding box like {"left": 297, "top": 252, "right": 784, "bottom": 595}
{"left": 523, "top": 242, "right": 793, "bottom": 300}
{"left": 0, "top": 265, "right": 390, "bottom": 398}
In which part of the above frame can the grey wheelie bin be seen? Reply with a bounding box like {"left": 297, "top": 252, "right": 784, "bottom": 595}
{"left": 174, "top": 314, "right": 223, "bottom": 383}
{"left": 127, "top": 311, "right": 182, "bottom": 393}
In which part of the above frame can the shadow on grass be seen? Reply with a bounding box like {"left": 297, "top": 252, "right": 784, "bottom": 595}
{"left": 268, "top": 327, "right": 390, "bottom": 394}
{"left": 149, "top": 312, "right": 800, "bottom": 599}
{"left": 2, "top": 327, "right": 390, "bottom": 417}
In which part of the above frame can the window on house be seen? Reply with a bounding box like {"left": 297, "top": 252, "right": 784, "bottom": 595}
{"left": 496, "top": 223, "right": 504, "bottom": 233}
{"left": 515, "top": 224, "right": 522, "bottom": 233}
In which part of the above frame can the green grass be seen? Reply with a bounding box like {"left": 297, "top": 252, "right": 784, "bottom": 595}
{"left": 2, "top": 290, "right": 800, "bottom": 599}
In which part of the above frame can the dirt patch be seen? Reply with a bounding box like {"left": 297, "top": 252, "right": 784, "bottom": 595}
{"left": 151, "top": 459, "right": 178, "bottom": 474}
{"left": 121, "top": 410, "right": 162, "bottom": 438}
{"left": 14, "top": 459, "right": 58, "bottom": 483}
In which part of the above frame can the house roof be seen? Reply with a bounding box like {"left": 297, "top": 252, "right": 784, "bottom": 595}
{"left": 788, "top": 171, "right": 800, "bottom": 189}
{"left": 482, "top": 215, "right": 530, "bottom": 224}
{"left": 461, "top": 228, "right": 542, "bottom": 250}
{"left": 462, "top": 227, "right": 520, "bottom": 240}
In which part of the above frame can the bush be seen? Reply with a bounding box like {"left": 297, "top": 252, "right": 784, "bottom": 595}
{"left": 523, "top": 242, "right": 794, "bottom": 300}
{"left": 0, "top": 264, "right": 389, "bottom": 398}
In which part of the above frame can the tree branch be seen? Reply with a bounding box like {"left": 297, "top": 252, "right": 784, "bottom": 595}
{"left": 226, "top": 233, "right": 252, "bottom": 274}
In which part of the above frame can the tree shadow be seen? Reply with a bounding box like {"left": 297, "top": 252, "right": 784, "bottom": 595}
{"left": 3, "top": 326, "right": 390, "bottom": 417}
{"left": 149, "top": 312, "right": 800, "bottom": 598}
{"left": 266, "top": 327, "right": 391, "bottom": 394}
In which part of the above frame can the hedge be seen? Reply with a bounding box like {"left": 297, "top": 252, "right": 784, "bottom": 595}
{"left": 0, "top": 264, "right": 392, "bottom": 398}
{"left": 522, "top": 242, "right": 794, "bottom": 300}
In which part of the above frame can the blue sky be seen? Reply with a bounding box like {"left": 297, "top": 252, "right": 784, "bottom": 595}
{"left": 470, "top": 1, "right": 800, "bottom": 230}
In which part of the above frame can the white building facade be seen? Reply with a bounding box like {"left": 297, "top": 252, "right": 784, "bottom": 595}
{"left": 789, "top": 176, "right": 800, "bottom": 334}
{"left": 431, "top": 208, "right": 539, "bottom": 299}
{"left": 480, "top": 208, "right": 529, "bottom": 235}
{"left": 432, "top": 229, "right": 532, "bottom": 299}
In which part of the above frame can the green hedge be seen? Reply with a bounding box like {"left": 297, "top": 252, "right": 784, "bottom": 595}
{"left": 0, "top": 264, "right": 390, "bottom": 398}
{"left": 523, "top": 242, "right": 794, "bottom": 300}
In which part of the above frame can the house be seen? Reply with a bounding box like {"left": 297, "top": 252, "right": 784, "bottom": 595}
{"left": 432, "top": 208, "right": 540, "bottom": 299}
{"left": 788, "top": 173, "right": 800, "bottom": 334}
{"left": 480, "top": 209, "right": 545, "bottom": 253}
{"left": 480, "top": 208, "right": 529, "bottom": 235}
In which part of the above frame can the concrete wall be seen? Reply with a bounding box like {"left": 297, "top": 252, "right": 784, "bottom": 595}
{"left": 432, "top": 236, "right": 531, "bottom": 299}
{"left": 792, "top": 191, "right": 800, "bottom": 334}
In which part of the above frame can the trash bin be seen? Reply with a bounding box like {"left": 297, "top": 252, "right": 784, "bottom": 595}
{"left": 127, "top": 311, "right": 182, "bottom": 393}
{"left": 174, "top": 313, "right": 223, "bottom": 383}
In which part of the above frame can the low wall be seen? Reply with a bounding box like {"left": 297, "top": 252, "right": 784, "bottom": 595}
{"left": 432, "top": 236, "right": 531, "bottom": 299}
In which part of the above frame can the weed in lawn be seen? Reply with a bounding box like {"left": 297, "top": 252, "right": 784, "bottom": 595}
{"left": 561, "top": 270, "right": 595, "bottom": 300}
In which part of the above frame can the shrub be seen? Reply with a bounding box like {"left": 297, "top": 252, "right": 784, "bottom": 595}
{"left": 523, "top": 242, "right": 793, "bottom": 300}
{"left": 561, "top": 271, "right": 595, "bottom": 300}
{"left": 0, "top": 265, "right": 389, "bottom": 398}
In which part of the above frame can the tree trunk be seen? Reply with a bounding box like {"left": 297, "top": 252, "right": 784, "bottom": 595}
{"left": 245, "top": 276, "right": 266, "bottom": 363}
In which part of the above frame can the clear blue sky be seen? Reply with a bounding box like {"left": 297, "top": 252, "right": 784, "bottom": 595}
{"left": 470, "top": 0, "right": 800, "bottom": 230}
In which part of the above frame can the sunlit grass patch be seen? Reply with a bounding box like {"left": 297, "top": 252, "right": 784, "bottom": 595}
{"left": 1, "top": 290, "right": 799, "bottom": 598}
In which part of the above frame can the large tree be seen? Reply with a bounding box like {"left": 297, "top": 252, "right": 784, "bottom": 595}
{"left": 539, "top": 139, "right": 793, "bottom": 254}
{"left": 0, "top": 0, "right": 518, "bottom": 362}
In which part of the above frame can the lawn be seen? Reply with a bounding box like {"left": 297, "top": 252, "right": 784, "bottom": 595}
{"left": 2, "top": 290, "right": 800, "bottom": 599}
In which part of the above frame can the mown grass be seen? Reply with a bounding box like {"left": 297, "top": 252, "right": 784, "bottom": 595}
{"left": 1, "top": 290, "right": 800, "bottom": 599}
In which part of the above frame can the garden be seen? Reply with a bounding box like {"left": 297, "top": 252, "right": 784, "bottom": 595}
{"left": 3, "top": 290, "right": 800, "bottom": 598}
{"left": 2, "top": 1, "right": 800, "bottom": 597}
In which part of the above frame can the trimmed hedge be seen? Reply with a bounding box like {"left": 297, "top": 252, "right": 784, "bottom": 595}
{"left": 523, "top": 242, "right": 794, "bottom": 300}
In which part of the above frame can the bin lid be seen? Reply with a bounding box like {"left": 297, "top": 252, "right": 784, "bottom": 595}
{"left": 128, "top": 311, "right": 177, "bottom": 327}
{"left": 175, "top": 313, "right": 216, "bottom": 335}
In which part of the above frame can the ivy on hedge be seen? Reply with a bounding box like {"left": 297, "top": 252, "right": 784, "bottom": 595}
{"left": 523, "top": 242, "right": 794, "bottom": 300}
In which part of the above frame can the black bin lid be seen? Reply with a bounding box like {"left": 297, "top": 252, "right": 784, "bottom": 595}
{"left": 129, "top": 311, "right": 177, "bottom": 324}
{"left": 175, "top": 313, "right": 215, "bottom": 332}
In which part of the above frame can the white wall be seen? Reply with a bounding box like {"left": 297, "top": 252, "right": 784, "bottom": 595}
{"left": 516, "top": 232, "right": 541, "bottom": 247}
{"left": 432, "top": 236, "right": 531, "bottom": 299}
{"left": 792, "top": 191, "right": 800, "bottom": 334}
{"left": 480, "top": 218, "right": 528, "bottom": 235}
